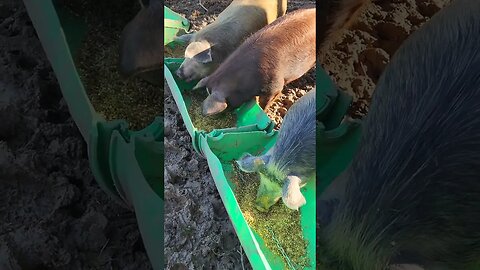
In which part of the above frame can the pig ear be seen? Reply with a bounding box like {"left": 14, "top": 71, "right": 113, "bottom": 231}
{"left": 254, "top": 155, "right": 270, "bottom": 170}
{"left": 239, "top": 152, "right": 253, "bottom": 160}
{"left": 237, "top": 152, "right": 254, "bottom": 166}
{"left": 235, "top": 153, "right": 257, "bottom": 173}
{"left": 185, "top": 41, "right": 212, "bottom": 63}
{"left": 174, "top": 33, "right": 195, "bottom": 44}
{"left": 192, "top": 47, "right": 212, "bottom": 64}
{"left": 193, "top": 76, "right": 209, "bottom": 90}
{"left": 281, "top": 176, "right": 306, "bottom": 210}
{"left": 236, "top": 155, "right": 267, "bottom": 173}
{"left": 202, "top": 92, "right": 228, "bottom": 116}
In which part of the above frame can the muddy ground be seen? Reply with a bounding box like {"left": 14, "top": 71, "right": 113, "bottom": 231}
{"left": 163, "top": 0, "right": 314, "bottom": 269}
{"left": 319, "top": 0, "right": 452, "bottom": 118}
{"left": 0, "top": 0, "right": 152, "bottom": 269}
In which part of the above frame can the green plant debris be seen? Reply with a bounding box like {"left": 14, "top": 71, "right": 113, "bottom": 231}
{"left": 231, "top": 163, "right": 310, "bottom": 269}
{"left": 59, "top": 0, "right": 162, "bottom": 130}
{"left": 184, "top": 89, "right": 237, "bottom": 132}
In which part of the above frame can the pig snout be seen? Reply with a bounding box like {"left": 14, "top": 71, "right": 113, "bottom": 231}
{"left": 175, "top": 67, "right": 186, "bottom": 80}
{"left": 281, "top": 175, "right": 306, "bottom": 210}
{"left": 175, "top": 66, "right": 195, "bottom": 83}
{"left": 175, "top": 59, "right": 209, "bottom": 83}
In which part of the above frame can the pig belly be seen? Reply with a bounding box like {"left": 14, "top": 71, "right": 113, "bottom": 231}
{"left": 283, "top": 58, "right": 315, "bottom": 84}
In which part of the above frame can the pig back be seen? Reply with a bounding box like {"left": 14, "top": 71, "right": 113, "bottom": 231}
{"left": 193, "top": 1, "right": 278, "bottom": 61}
{"left": 245, "top": 8, "right": 316, "bottom": 83}
{"left": 229, "top": 0, "right": 287, "bottom": 24}
{"left": 324, "top": 1, "right": 480, "bottom": 268}
{"left": 270, "top": 90, "right": 316, "bottom": 178}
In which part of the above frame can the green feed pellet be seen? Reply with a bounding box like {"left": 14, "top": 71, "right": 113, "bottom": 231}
{"left": 184, "top": 89, "right": 237, "bottom": 132}
{"left": 60, "top": 0, "right": 162, "bottom": 130}
{"left": 231, "top": 163, "right": 310, "bottom": 269}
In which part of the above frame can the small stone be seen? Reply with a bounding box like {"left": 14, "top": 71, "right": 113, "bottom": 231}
{"left": 278, "top": 107, "right": 288, "bottom": 117}
{"left": 187, "top": 159, "right": 199, "bottom": 172}
{"left": 283, "top": 97, "right": 294, "bottom": 107}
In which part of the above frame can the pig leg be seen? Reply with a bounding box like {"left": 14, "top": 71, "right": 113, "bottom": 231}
{"left": 259, "top": 93, "right": 280, "bottom": 111}
{"left": 259, "top": 81, "right": 284, "bottom": 110}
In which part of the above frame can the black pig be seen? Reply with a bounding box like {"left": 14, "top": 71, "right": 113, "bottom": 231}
{"left": 318, "top": 1, "right": 480, "bottom": 269}
{"left": 236, "top": 89, "right": 316, "bottom": 211}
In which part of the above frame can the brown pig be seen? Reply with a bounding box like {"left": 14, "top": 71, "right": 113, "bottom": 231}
{"left": 175, "top": 0, "right": 287, "bottom": 82}
{"left": 193, "top": 8, "right": 316, "bottom": 116}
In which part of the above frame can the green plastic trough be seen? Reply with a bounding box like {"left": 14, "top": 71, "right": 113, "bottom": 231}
{"left": 22, "top": 1, "right": 165, "bottom": 269}
{"left": 164, "top": 18, "right": 364, "bottom": 264}
{"left": 24, "top": 0, "right": 364, "bottom": 267}
{"left": 164, "top": 35, "right": 363, "bottom": 268}
{"left": 164, "top": 6, "right": 190, "bottom": 45}
{"left": 316, "top": 67, "right": 362, "bottom": 194}
{"left": 165, "top": 57, "right": 316, "bottom": 269}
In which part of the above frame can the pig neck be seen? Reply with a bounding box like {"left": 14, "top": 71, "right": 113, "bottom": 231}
{"left": 207, "top": 47, "right": 264, "bottom": 91}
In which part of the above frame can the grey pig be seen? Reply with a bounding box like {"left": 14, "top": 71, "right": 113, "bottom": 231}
{"left": 236, "top": 89, "right": 316, "bottom": 211}
{"left": 175, "top": 0, "right": 287, "bottom": 82}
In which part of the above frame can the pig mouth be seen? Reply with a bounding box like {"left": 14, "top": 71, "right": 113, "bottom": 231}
{"left": 177, "top": 72, "right": 194, "bottom": 83}
{"left": 184, "top": 76, "right": 194, "bottom": 83}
